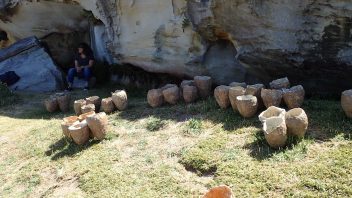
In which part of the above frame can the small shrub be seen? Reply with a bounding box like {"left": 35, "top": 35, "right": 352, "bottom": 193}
{"left": 146, "top": 117, "right": 166, "bottom": 132}
{"left": 183, "top": 118, "right": 203, "bottom": 136}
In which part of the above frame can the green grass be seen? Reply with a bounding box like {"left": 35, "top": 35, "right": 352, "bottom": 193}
{"left": 0, "top": 86, "right": 351, "bottom": 197}
{"left": 145, "top": 116, "right": 166, "bottom": 131}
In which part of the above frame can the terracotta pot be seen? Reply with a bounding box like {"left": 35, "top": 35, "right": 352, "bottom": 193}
{"left": 56, "top": 93, "right": 70, "bottom": 112}
{"left": 263, "top": 116, "right": 287, "bottom": 148}
{"left": 341, "top": 90, "right": 352, "bottom": 118}
{"left": 81, "top": 104, "right": 95, "bottom": 114}
{"left": 261, "top": 89, "right": 283, "bottom": 108}
{"left": 258, "top": 106, "right": 286, "bottom": 123}
{"left": 285, "top": 108, "right": 308, "bottom": 138}
{"left": 214, "top": 85, "right": 230, "bottom": 109}
{"left": 183, "top": 85, "right": 198, "bottom": 103}
{"left": 86, "top": 112, "right": 109, "bottom": 140}
{"left": 112, "top": 90, "right": 128, "bottom": 111}
{"left": 61, "top": 116, "right": 79, "bottom": 139}
{"left": 86, "top": 96, "right": 101, "bottom": 112}
{"left": 162, "top": 86, "right": 180, "bottom": 105}
{"left": 147, "top": 89, "right": 164, "bottom": 108}
{"left": 69, "top": 120, "right": 90, "bottom": 145}
{"left": 78, "top": 111, "right": 96, "bottom": 121}
{"left": 269, "top": 77, "right": 290, "bottom": 89}
{"left": 236, "top": 95, "right": 258, "bottom": 118}
{"left": 74, "top": 99, "right": 86, "bottom": 115}
{"left": 202, "top": 185, "right": 233, "bottom": 198}
{"left": 101, "top": 97, "right": 115, "bottom": 114}
{"left": 283, "top": 85, "right": 305, "bottom": 109}
{"left": 44, "top": 96, "right": 58, "bottom": 113}
{"left": 229, "top": 82, "right": 247, "bottom": 88}
{"left": 246, "top": 84, "right": 265, "bottom": 110}
{"left": 194, "top": 76, "right": 212, "bottom": 98}
{"left": 228, "top": 86, "right": 245, "bottom": 112}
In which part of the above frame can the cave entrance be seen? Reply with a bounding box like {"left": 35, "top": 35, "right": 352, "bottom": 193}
{"left": 203, "top": 39, "right": 246, "bottom": 85}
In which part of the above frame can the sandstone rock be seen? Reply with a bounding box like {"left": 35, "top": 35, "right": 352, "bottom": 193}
{"left": 86, "top": 112, "right": 108, "bottom": 140}
{"left": 283, "top": 85, "right": 305, "bottom": 109}
{"left": 69, "top": 120, "right": 90, "bottom": 145}
{"left": 162, "top": 86, "right": 180, "bottom": 105}
{"left": 202, "top": 185, "right": 233, "bottom": 198}
{"left": 229, "top": 86, "right": 246, "bottom": 112}
{"left": 246, "top": 84, "right": 265, "bottom": 110}
{"left": 214, "top": 85, "right": 230, "bottom": 109}
{"left": 78, "top": 111, "right": 95, "bottom": 122}
{"left": 183, "top": 85, "right": 198, "bottom": 103}
{"left": 261, "top": 89, "right": 283, "bottom": 108}
{"left": 81, "top": 104, "right": 95, "bottom": 114}
{"left": 180, "top": 80, "right": 195, "bottom": 99}
{"left": 263, "top": 117, "right": 287, "bottom": 149}
{"left": 258, "top": 106, "right": 286, "bottom": 123}
{"left": 236, "top": 95, "right": 258, "bottom": 118}
{"left": 72, "top": 77, "right": 97, "bottom": 89}
{"left": 86, "top": 96, "right": 101, "bottom": 112}
{"left": 0, "top": 36, "right": 64, "bottom": 92}
{"left": 101, "top": 97, "right": 115, "bottom": 114}
{"left": 160, "top": 84, "right": 177, "bottom": 91}
{"left": 285, "top": 108, "right": 308, "bottom": 138}
{"left": 341, "top": 90, "right": 352, "bottom": 118}
{"left": 56, "top": 93, "right": 70, "bottom": 112}
{"left": 180, "top": 80, "right": 195, "bottom": 88}
{"left": 229, "top": 82, "right": 246, "bottom": 88}
{"left": 61, "top": 116, "right": 79, "bottom": 139}
{"left": 2, "top": 1, "right": 352, "bottom": 93}
{"left": 147, "top": 89, "right": 164, "bottom": 108}
{"left": 194, "top": 76, "right": 212, "bottom": 99}
{"left": 246, "top": 84, "right": 265, "bottom": 97}
{"left": 269, "top": 77, "right": 290, "bottom": 89}
{"left": 74, "top": 99, "right": 86, "bottom": 115}
{"left": 112, "top": 90, "right": 128, "bottom": 111}
{"left": 44, "top": 96, "right": 58, "bottom": 113}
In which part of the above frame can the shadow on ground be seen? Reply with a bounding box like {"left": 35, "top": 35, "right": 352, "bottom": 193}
{"left": 45, "top": 137, "right": 101, "bottom": 160}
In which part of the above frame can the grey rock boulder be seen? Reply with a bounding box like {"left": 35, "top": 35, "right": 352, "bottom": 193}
{"left": 0, "top": 36, "right": 64, "bottom": 92}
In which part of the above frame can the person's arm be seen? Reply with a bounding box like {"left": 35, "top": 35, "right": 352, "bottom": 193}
{"left": 87, "top": 59, "right": 94, "bottom": 68}
{"left": 75, "top": 60, "right": 82, "bottom": 72}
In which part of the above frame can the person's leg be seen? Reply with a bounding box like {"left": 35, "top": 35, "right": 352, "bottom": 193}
{"left": 83, "top": 67, "right": 92, "bottom": 89}
{"left": 67, "top": 68, "right": 77, "bottom": 89}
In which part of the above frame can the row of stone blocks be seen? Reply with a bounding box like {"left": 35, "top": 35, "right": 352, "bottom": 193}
{"left": 44, "top": 90, "right": 128, "bottom": 145}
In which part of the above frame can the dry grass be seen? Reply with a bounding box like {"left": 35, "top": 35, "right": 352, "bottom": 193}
{"left": 0, "top": 85, "right": 351, "bottom": 197}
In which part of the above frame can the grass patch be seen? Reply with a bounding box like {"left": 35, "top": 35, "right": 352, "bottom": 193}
{"left": 145, "top": 116, "right": 166, "bottom": 131}
{"left": 0, "top": 86, "right": 351, "bottom": 197}
{"left": 179, "top": 134, "right": 227, "bottom": 175}
{"left": 183, "top": 118, "right": 203, "bottom": 136}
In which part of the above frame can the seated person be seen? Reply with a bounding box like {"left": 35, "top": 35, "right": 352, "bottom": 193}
{"left": 67, "top": 43, "right": 94, "bottom": 91}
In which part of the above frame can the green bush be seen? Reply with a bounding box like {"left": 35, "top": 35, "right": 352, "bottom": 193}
{"left": 0, "top": 83, "right": 17, "bottom": 107}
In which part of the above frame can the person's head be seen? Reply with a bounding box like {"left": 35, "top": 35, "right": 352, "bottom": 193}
{"left": 77, "top": 43, "right": 92, "bottom": 56}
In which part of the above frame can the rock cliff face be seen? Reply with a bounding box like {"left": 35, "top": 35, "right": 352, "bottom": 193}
{"left": 1, "top": 0, "right": 352, "bottom": 94}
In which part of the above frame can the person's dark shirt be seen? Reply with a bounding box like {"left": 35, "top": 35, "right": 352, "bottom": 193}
{"left": 75, "top": 53, "right": 94, "bottom": 66}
